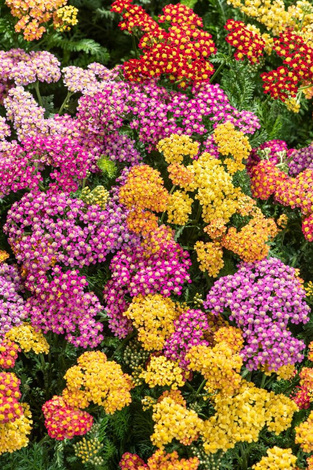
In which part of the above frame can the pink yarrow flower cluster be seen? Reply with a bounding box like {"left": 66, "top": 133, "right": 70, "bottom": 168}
{"left": 25, "top": 266, "right": 104, "bottom": 348}
{"left": 4, "top": 191, "right": 131, "bottom": 276}
{"left": 0, "top": 264, "right": 26, "bottom": 338}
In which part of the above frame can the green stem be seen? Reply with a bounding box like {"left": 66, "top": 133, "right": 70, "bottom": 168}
{"left": 195, "top": 378, "right": 206, "bottom": 396}
{"left": 58, "top": 91, "right": 73, "bottom": 115}
{"left": 210, "top": 62, "right": 225, "bottom": 83}
{"left": 34, "top": 81, "right": 43, "bottom": 108}
{"left": 260, "top": 373, "right": 267, "bottom": 389}
{"left": 160, "top": 185, "right": 176, "bottom": 224}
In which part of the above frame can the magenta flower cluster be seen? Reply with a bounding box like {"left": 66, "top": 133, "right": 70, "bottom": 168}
{"left": 0, "top": 263, "right": 26, "bottom": 338}
{"left": 103, "top": 242, "right": 192, "bottom": 338}
{"left": 204, "top": 258, "right": 310, "bottom": 371}
{"left": 163, "top": 309, "right": 210, "bottom": 370}
{"left": 4, "top": 191, "right": 130, "bottom": 276}
{"left": 0, "top": 135, "right": 94, "bottom": 196}
{"left": 25, "top": 266, "right": 103, "bottom": 348}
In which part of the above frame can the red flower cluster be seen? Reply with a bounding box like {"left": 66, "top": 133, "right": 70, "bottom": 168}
{"left": 42, "top": 396, "right": 93, "bottom": 440}
{"left": 0, "top": 339, "right": 20, "bottom": 369}
{"left": 225, "top": 19, "right": 266, "bottom": 64}
{"left": 261, "top": 30, "right": 313, "bottom": 101}
{"left": 0, "top": 372, "right": 23, "bottom": 424}
{"left": 111, "top": 1, "right": 216, "bottom": 88}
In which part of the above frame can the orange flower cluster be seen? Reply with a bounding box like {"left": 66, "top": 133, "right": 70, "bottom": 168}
{"left": 221, "top": 210, "right": 278, "bottom": 262}
{"left": 111, "top": 1, "right": 216, "bottom": 88}
{"left": 295, "top": 410, "right": 313, "bottom": 452}
{"left": 250, "top": 160, "right": 313, "bottom": 241}
{"left": 120, "top": 164, "right": 169, "bottom": 238}
{"left": 120, "top": 450, "right": 199, "bottom": 469}
{"left": 5, "top": 0, "right": 78, "bottom": 41}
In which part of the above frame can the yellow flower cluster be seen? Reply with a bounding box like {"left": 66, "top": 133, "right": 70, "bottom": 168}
{"left": 201, "top": 380, "right": 298, "bottom": 454}
{"left": 53, "top": 5, "right": 78, "bottom": 32}
{"left": 5, "top": 0, "right": 77, "bottom": 41}
{"left": 305, "top": 281, "right": 313, "bottom": 298}
{"left": 0, "top": 251, "right": 9, "bottom": 264}
{"left": 214, "top": 326, "right": 244, "bottom": 353}
{"left": 193, "top": 152, "right": 242, "bottom": 223}
{"left": 227, "top": 0, "right": 309, "bottom": 35}
{"left": 140, "top": 355, "right": 185, "bottom": 389}
{"left": 166, "top": 190, "right": 193, "bottom": 225}
{"left": 213, "top": 121, "right": 251, "bottom": 174}
{"left": 151, "top": 396, "right": 203, "bottom": 448}
{"left": 80, "top": 186, "right": 109, "bottom": 210}
{"left": 252, "top": 447, "right": 297, "bottom": 470}
{"left": 221, "top": 211, "right": 278, "bottom": 262}
{"left": 157, "top": 134, "right": 199, "bottom": 164}
{"left": 119, "top": 164, "right": 169, "bottom": 213}
{"left": 124, "top": 294, "right": 178, "bottom": 351}
{"left": 295, "top": 410, "right": 313, "bottom": 452}
{"left": 6, "top": 323, "right": 49, "bottom": 354}
{"left": 73, "top": 436, "right": 103, "bottom": 466}
{"left": 0, "top": 403, "right": 32, "bottom": 454}
{"left": 186, "top": 341, "right": 243, "bottom": 396}
{"left": 167, "top": 163, "right": 196, "bottom": 191}
{"left": 274, "top": 364, "right": 296, "bottom": 381}
{"left": 63, "top": 351, "right": 133, "bottom": 414}
{"left": 194, "top": 241, "right": 224, "bottom": 277}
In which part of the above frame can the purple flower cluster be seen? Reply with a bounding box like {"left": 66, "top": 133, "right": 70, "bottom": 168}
{"left": 0, "top": 135, "right": 93, "bottom": 196}
{"left": 0, "top": 50, "right": 61, "bottom": 86}
{"left": 4, "top": 191, "right": 131, "bottom": 276}
{"left": 25, "top": 266, "right": 103, "bottom": 348}
{"left": 163, "top": 309, "right": 210, "bottom": 370}
{"left": 288, "top": 144, "right": 313, "bottom": 176}
{"left": 204, "top": 258, "right": 310, "bottom": 371}
{"left": 102, "top": 132, "right": 142, "bottom": 165}
{"left": 0, "top": 264, "right": 26, "bottom": 337}
{"left": 104, "top": 242, "right": 191, "bottom": 338}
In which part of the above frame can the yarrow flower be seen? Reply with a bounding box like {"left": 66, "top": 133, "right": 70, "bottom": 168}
{"left": 151, "top": 396, "right": 203, "bottom": 448}
{"left": 201, "top": 380, "right": 298, "bottom": 454}
{"left": 42, "top": 396, "right": 93, "bottom": 441}
{"left": 5, "top": 323, "right": 49, "bottom": 354}
{"left": 124, "top": 294, "right": 178, "bottom": 351}
{"left": 119, "top": 450, "right": 199, "bottom": 469}
{"left": 5, "top": 0, "right": 78, "bottom": 40}
{"left": 251, "top": 447, "right": 297, "bottom": 470}
{"left": 140, "top": 355, "right": 185, "bottom": 389}
{"left": 0, "top": 264, "right": 26, "bottom": 338}
{"left": 205, "top": 258, "right": 310, "bottom": 371}
{"left": 62, "top": 351, "right": 133, "bottom": 414}
{"left": 111, "top": 1, "right": 216, "bottom": 88}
